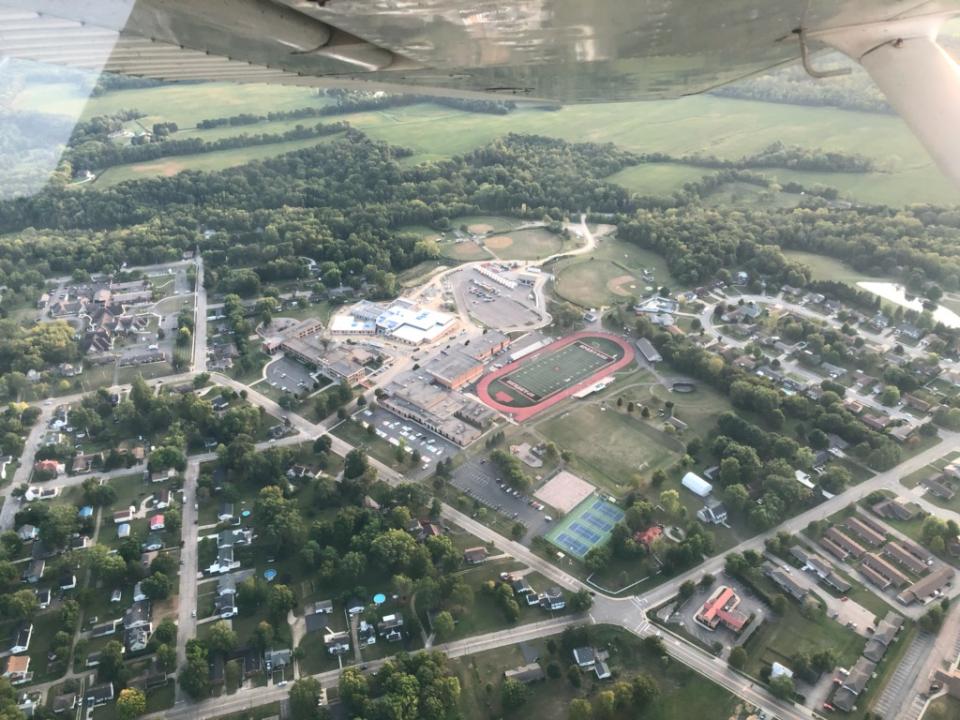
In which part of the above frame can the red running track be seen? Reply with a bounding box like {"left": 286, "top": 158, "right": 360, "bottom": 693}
{"left": 476, "top": 330, "right": 636, "bottom": 422}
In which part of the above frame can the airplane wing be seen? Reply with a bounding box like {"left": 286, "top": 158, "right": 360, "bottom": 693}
{"left": 2, "top": 0, "right": 960, "bottom": 184}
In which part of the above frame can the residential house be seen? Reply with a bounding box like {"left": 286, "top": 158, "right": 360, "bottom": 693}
{"left": 897, "top": 565, "right": 955, "bottom": 605}
{"left": 763, "top": 563, "right": 807, "bottom": 601}
{"left": 123, "top": 600, "right": 151, "bottom": 630}
{"left": 21, "top": 559, "right": 44, "bottom": 584}
{"left": 9, "top": 623, "right": 32, "bottom": 654}
{"left": 844, "top": 517, "right": 885, "bottom": 547}
{"left": 832, "top": 657, "right": 876, "bottom": 712}
{"left": 697, "top": 497, "right": 728, "bottom": 525}
{"left": 85, "top": 683, "right": 115, "bottom": 707}
{"left": 3, "top": 656, "right": 31, "bottom": 684}
{"left": 871, "top": 498, "right": 921, "bottom": 522}
{"left": 883, "top": 542, "right": 929, "bottom": 575}
{"left": 862, "top": 554, "right": 910, "bottom": 588}
{"left": 539, "top": 587, "right": 565, "bottom": 611}
{"left": 825, "top": 527, "right": 866, "bottom": 559}
{"left": 504, "top": 663, "right": 546, "bottom": 684}
{"left": 572, "top": 647, "right": 596, "bottom": 669}
{"left": 324, "top": 631, "right": 351, "bottom": 656}
{"left": 378, "top": 614, "right": 404, "bottom": 642}
{"left": 52, "top": 693, "right": 78, "bottom": 714}
{"left": 463, "top": 547, "right": 488, "bottom": 565}
{"left": 862, "top": 613, "right": 904, "bottom": 663}
{"left": 149, "top": 514, "right": 165, "bottom": 531}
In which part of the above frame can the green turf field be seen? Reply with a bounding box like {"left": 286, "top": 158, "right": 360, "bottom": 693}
{"left": 488, "top": 337, "right": 623, "bottom": 406}
{"left": 544, "top": 495, "right": 624, "bottom": 559}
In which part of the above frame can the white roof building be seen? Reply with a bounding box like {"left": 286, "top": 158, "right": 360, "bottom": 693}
{"left": 681, "top": 472, "right": 713, "bottom": 498}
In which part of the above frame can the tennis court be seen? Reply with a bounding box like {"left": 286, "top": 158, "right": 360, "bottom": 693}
{"left": 544, "top": 495, "right": 624, "bottom": 560}
{"left": 477, "top": 332, "right": 634, "bottom": 421}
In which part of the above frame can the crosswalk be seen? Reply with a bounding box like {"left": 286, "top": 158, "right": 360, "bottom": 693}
{"left": 630, "top": 596, "right": 650, "bottom": 635}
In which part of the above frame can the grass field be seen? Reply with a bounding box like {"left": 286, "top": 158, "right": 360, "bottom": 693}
{"left": 741, "top": 597, "right": 865, "bottom": 678}
{"left": 440, "top": 241, "right": 490, "bottom": 262}
{"left": 782, "top": 251, "right": 886, "bottom": 286}
{"left": 606, "top": 163, "right": 708, "bottom": 196}
{"left": 537, "top": 404, "right": 684, "bottom": 495}
{"left": 553, "top": 236, "right": 677, "bottom": 308}
{"left": 94, "top": 133, "right": 344, "bottom": 186}
{"left": 924, "top": 694, "right": 960, "bottom": 719}
{"left": 452, "top": 625, "right": 739, "bottom": 720}
{"left": 17, "top": 76, "right": 955, "bottom": 205}
{"left": 486, "top": 227, "right": 569, "bottom": 260}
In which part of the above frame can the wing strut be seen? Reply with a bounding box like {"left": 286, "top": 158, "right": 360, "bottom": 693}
{"left": 813, "top": 15, "right": 960, "bottom": 190}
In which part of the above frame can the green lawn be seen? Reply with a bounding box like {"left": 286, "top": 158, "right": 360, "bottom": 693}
{"left": 452, "top": 625, "right": 740, "bottom": 720}
{"left": 924, "top": 694, "right": 960, "bottom": 720}
{"left": 741, "top": 598, "right": 865, "bottom": 678}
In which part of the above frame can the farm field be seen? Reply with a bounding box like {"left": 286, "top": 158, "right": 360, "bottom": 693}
{"left": 94, "top": 133, "right": 345, "bottom": 186}
{"left": 17, "top": 75, "right": 954, "bottom": 205}
{"left": 606, "top": 163, "right": 707, "bottom": 196}
{"left": 782, "top": 251, "right": 887, "bottom": 286}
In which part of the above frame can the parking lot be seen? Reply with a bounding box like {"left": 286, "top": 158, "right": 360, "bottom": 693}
{"left": 451, "top": 457, "right": 551, "bottom": 539}
{"left": 358, "top": 406, "right": 460, "bottom": 480}
{"left": 449, "top": 267, "right": 543, "bottom": 331}
{"left": 264, "top": 355, "right": 318, "bottom": 395}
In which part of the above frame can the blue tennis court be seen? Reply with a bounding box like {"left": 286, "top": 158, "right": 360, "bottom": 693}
{"left": 544, "top": 495, "right": 624, "bottom": 560}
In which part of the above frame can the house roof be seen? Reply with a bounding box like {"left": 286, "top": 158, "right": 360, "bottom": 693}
{"left": 5, "top": 655, "right": 30, "bottom": 674}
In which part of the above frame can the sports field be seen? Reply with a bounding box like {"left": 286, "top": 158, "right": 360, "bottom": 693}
{"left": 544, "top": 495, "right": 624, "bottom": 560}
{"left": 477, "top": 332, "right": 635, "bottom": 421}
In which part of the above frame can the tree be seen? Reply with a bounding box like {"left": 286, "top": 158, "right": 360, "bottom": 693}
{"left": 205, "top": 620, "right": 238, "bottom": 655}
{"left": 117, "top": 688, "right": 146, "bottom": 720}
{"left": 501, "top": 678, "right": 529, "bottom": 710}
{"left": 156, "top": 643, "right": 177, "bottom": 673}
{"left": 630, "top": 672, "right": 660, "bottom": 708}
{"left": 769, "top": 674, "right": 795, "bottom": 700}
{"left": 568, "top": 698, "right": 592, "bottom": 720}
{"left": 728, "top": 646, "right": 747, "bottom": 670}
{"left": 344, "top": 448, "right": 368, "bottom": 480}
{"left": 141, "top": 572, "right": 173, "bottom": 600}
{"left": 659, "top": 489, "right": 684, "bottom": 520}
{"left": 678, "top": 580, "right": 695, "bottom": 602}
{"left": 99, "top": 640, "right": 127, "bottom": 684}
{"left": 268, "top": 584, "right": 296, "bottom": 623}
{"left": 180, "top": 641, "right": 210, "bottom": 699}
{"left": 879, "top": 386, "right": 901, "bottom": 406}
{"left": 290, "top": 677, "right": 325, "bottom": 720}
{"left": 569, "top": 589, "right": 593, "bottom": 613}
{"left": 433, "top": 611, "right": 455, "bottom": 640}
